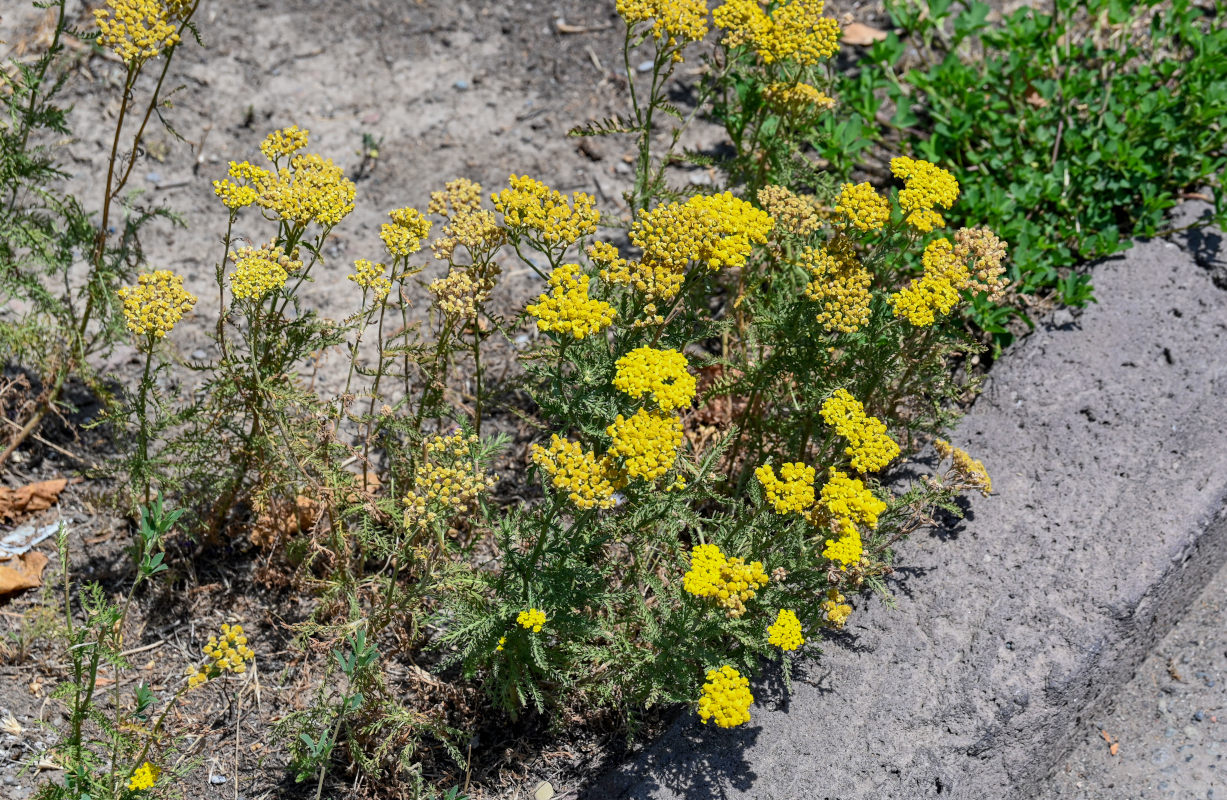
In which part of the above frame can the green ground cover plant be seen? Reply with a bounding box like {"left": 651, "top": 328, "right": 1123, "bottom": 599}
{"left": 0, "top": 1, "right": 1048, "bottom": 797}
{"left": 812, "top": 0, "right": 1227, "bottom": 341}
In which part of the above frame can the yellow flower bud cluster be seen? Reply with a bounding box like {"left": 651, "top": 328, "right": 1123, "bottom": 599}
{"left": 698, "top": 665, "right": 754, "bottom": 728}
{"left": 754, "top": 462, "right": 816, "bottom": 515}
{"left": 429, "top": 266, "right": 497, "bottom": 319}
{"left": 820, "top": 389, "right": 900, "bottom": 473}
{"left": 516, "top": 608, "right": 547, "bottom": 632}
{"left": 530, "top": 435, "right": 627, "bottom": 510}
{"left": 835, "top": 182, "right": 891, "bottom": 232}
{"left": 616, "top": 0, "right": 710, "bottom": 57}
{"left": 757, "top": 185, "right": 821, "bottom": 238}
{"left": 613, "top": 347, "right": 697, "bottom": 412}
{"left": 403, "top": 431, "right": 497, "bottom": 527}
{"left": 381, "top": 207, "right": 432, "bottom": 258}
{"left": 889, "top": 238, "right": 971, "bottom": 327}
{"left": 954, "top": 226, "right": 1009, "bottom": 301}
{"left": 432, "top": 208, "right": 506, "bottom": 263}
{"left": 890, "top": 156, "right": 959, "bottom": 233}
{"left": 606, "top": 408, "right": 683, "bottom": 481}
{"left": 682, "top": 543, "right": 768, "bottom": 618}
{"left": 428, "top": 178, "right": 484, "bottom": 218}
{"left": 802, "top": 236, "right": 872, "bottom": 334}
{"left": 117, "top": 270, "right": 196, "bottom": 339}
{"left": 526, "top": 263, "right": 616, "bottom": 339}
{"left": 348, "top": 258, "right": 391, "bottom": 302}
{"left": 936, "top": 439, "right": 993, "bottom": 496}
{"left": 493, "top": 175, "right": 599, "bottom": 248}
{"left": 94, "top": 0, "right": 181, "bottom": 66}
{"left": 229, "top": 241, "right": 302, "bottom": 300}
{"left": 186, "top": 622, "right": 255, "bottom": 689}
{"left": 713, "top": 0, "right": 840, "bottom": 65}
{"left": 767, "top": 608, "right": 804, "bottom": 651}
{"left": 127, "top": 761, "right": 160, "bottom": 792}
{"left": 259, "top": 124, "right": 309, "bottom": 162}
{"left": 820, "top": 588, "right": 852, "bottom": 628}
{"left": 762, "top": 81, "right": 835, "bottom": 119}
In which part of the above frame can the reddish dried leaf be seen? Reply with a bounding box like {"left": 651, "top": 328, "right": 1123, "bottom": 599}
{"left": 0, "top": 551, "right": 49, "bottom": 596}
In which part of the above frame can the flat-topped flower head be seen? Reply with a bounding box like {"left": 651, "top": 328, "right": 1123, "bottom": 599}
{"left": 682, "top": 543, "right": 768, "bottom": 617}
{"left": 403, "top": 431, "right": 497, "bottom": 527}
{"left": 820, "top": 389, "right": 900, "bottom": 473}
{"left": 754, "top": 462, "right": 816, "bottom": 515}
{"left": 117, "top": 270, "right": 196, "bottom": 339}
{"left": 954, "top": 227, "right": 1010, "bottom": 302}
{"left": 818, "top": 468, "right": 886, "bottom": 536}
{"left": 381, "top": 207, "right": 432, "bottom": 258}
{"left": 713, "top": 0, "right": 840, "bottom": 65}
{"left": 822, "top": 525, "right": 863, "bottom": 569}
{"left": 526, "top": 263, "right": 616, "bottom": 339}
{"left": 617, "top": 0, "right": 710, "bottom": 56}
{"left": 348, "top": 259, "right": 391, "bottom": 302}
{"left": 698, "top": 665, "right": 753, "bottom": 727}
{"left": 516, "top": 608, "right": 547, "bottom": 632}
{"left": 187, "top": 621, "right": 256, "bottom": 689}
{"left": 767, "top": 609, "right": 804, "bottom": 651}
{"left": 890, "top": 156, "right": 959, "bottom": 232}
{"left": 127, "top": 761, "right": 160, "bottom": 791}
{"left": 428, "top": 178, "right": 483, "bottom": 218}
{"left": 606, "top": 408, "right": 683, "bottom": 481}
{"left": 229, "top": 242, "right": 302, "bottom": 300}
{"left": 757, "top": 185, "right": 821, "bottom": 237}
{"left": 821, "top": 588, "right": 852, "bottom": 628}
{"left": 493, "top": 175, "right": 599, "bottom": 249}
{"left": 889, "top": 238, "right": 971, "bottom": 327}
{"left": 763, "top": 81, "right": 835, "bottom": 119}
{"left": 835, "top": 182, "right": 890, "bottom": 232}
{"left": 260, "top": 125, "right": 310, "bottom": 162}
{"left": 613, "top": 347, "right": 697, "bottom": 411}
{"left": 531, "top": 435, "right": 627, "bottom": 509}
{"left": 802, "top": 237, "right": 873, "bottom": 333}
{"left": 94, "top": 0, "right": 182, "bottom": 65}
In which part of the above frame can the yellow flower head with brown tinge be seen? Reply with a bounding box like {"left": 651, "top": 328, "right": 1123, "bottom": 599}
{"left": 820, "top": 389, "right": 900, "bottom": 473}
{"left": 531, "top": 435, "right": 627, "bottom": 510}
{"left": 117, "top": 270, "right": 196, "bottom": 339}
{"left": 682, "top": 543, "right": 768, "bottom": 618}
{"left": 187, "top": 622, "right": 255, "bottom": 689}
{"left": 493, "top": 175, "right": 599, "bottom": 249}
{"left": 713, "top": 0, "right": 840, "bottom": 65}
{"left": 229, "top": 242, "right": 302, "bottom": 300}
{"left": 94, "top": 0, "right": 182, "bottom": 65}
{"left": 802, "top": 236, "right": 872, "bottom": 334}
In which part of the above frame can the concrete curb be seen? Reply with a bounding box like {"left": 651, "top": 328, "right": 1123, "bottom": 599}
{"left": 589, "top": 226, "right": 1227, "bottom": 799}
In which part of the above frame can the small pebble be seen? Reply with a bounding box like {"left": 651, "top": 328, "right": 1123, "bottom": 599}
{"left": 191, "top": 349, "right": 207, "bottom": 360}
{"left": 1195, "top": 710, "right": 1206, "bottom": 722}
{"left": 209, "top": 775, "right": 227, "bottom": 785}
{"left": 145, "top": 171, "right": 162, "bottom": 184}
{"left": 454, "top": 80, "right": 470, "bottom": 90}
{"left": 637, "top": 60, "right": 653, "bottom": 72}
{"left": 1184, "top": 725, "right": 1203, "bottom": 742}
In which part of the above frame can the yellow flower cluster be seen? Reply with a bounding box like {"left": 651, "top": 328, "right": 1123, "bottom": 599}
{"left": 428, "top": 178, "right": 483, "bottom": 218}
{"left": 616, "top": 0, "right": 710, "bottom": 54}
{"left": 954, "top": 226, "right": 1009, "bottom": 301}
{"left": 429, "top": 266, "right": 497, "bottom": 319}
{"left": 117, "top": 270, "right": 196, "bottom": 339}
{"left": 819, "top": 468, "right": 886, "bottom": 537}
{"left": 821, "top": 588, "right": 852, "bottom": 628}
{"left": 935, "top": 439, "right": 993, "bottom": 496}
{"left": 686, "top": 192, "right": 775, "bottom": 270}
{"left": 802, "top": 237, "right": 872, "bottom": 333}
{"left": 229, "top": 241, "right": 302, "bottom": 300}
{"left": 186, "top": 622, "right": 255, "bottom": 688}
{"left": 493, "top": 175, "right": 600, "bottom": 248}
{"left": 531, "top": 435, "right": 627, "bottom": 510}
{"left": 713, "top": 0, "right": 840, "bottom": 65}
{"left": 432, "top": 209, "right": 507, "bottom": 263}
{"left": 381, "top": 207, "right": 432, "bottom": 258}
{"left": 526, "top": 263, "right": 616, "bottom": 339}
{"left": 516, "top": 608, "right": 547, "bottom": 632}
{"left": 763, "top": 81, "right": 835, "bottom": 119}
{"left": 682, "top": 543, "right": 768, "bottom": 617}
{"left": 698, "top": 665, "right": 753, "bottom": 728}
{"left": 757, "top": 185, "right": 821, "bottom": 238}
{"left": 889, "top": 237, "right": 971, "bottom": 327}
{"left": 496, "top": 636, "right": 506, "bottom": 651}
{"left": 822, "top": 526, "right": 862, "bottom": 569}
{"left": 767, "top": 609, "right": 804, "bottom": 651}
{"left": 890, "top": 156, "right": 959, "bottom": 232}
{"left": 94, "top": 0, "right": 181, "bottom": 65}
{"left": 127, "top": 761, "right": 160, "bottom": 791}
{"left": 613, "top": 347, "right": 697, "bottom": 411}
{"left": 820, "top": 389, "right": 900, "bottom": 473}
{"left": 213, "top": 177, "right": 257, "bottom": 210}
{"left": 606, "top": 408, "right": 683, "bottom": 481}
{"left": 403, "top": 432, "right": 497, "bottom": 527}
{"left": 835, "top": 182, "right": 891, "bottom": 232}
{"left": 348, "top": 259, "right": 391, "bottom": 302}
{"left": 259, "top": 124, "right": 309, "bottom": 162}
{"left": 754, "top": 462, "right": 816, "bottom": 515}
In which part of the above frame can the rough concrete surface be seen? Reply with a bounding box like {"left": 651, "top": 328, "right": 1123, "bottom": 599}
{"left": 591, "top": 227, "right": 1227, "bottom": 800}
{"left": 1040, "top": 557, "right": 1227, "bottom": 799}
